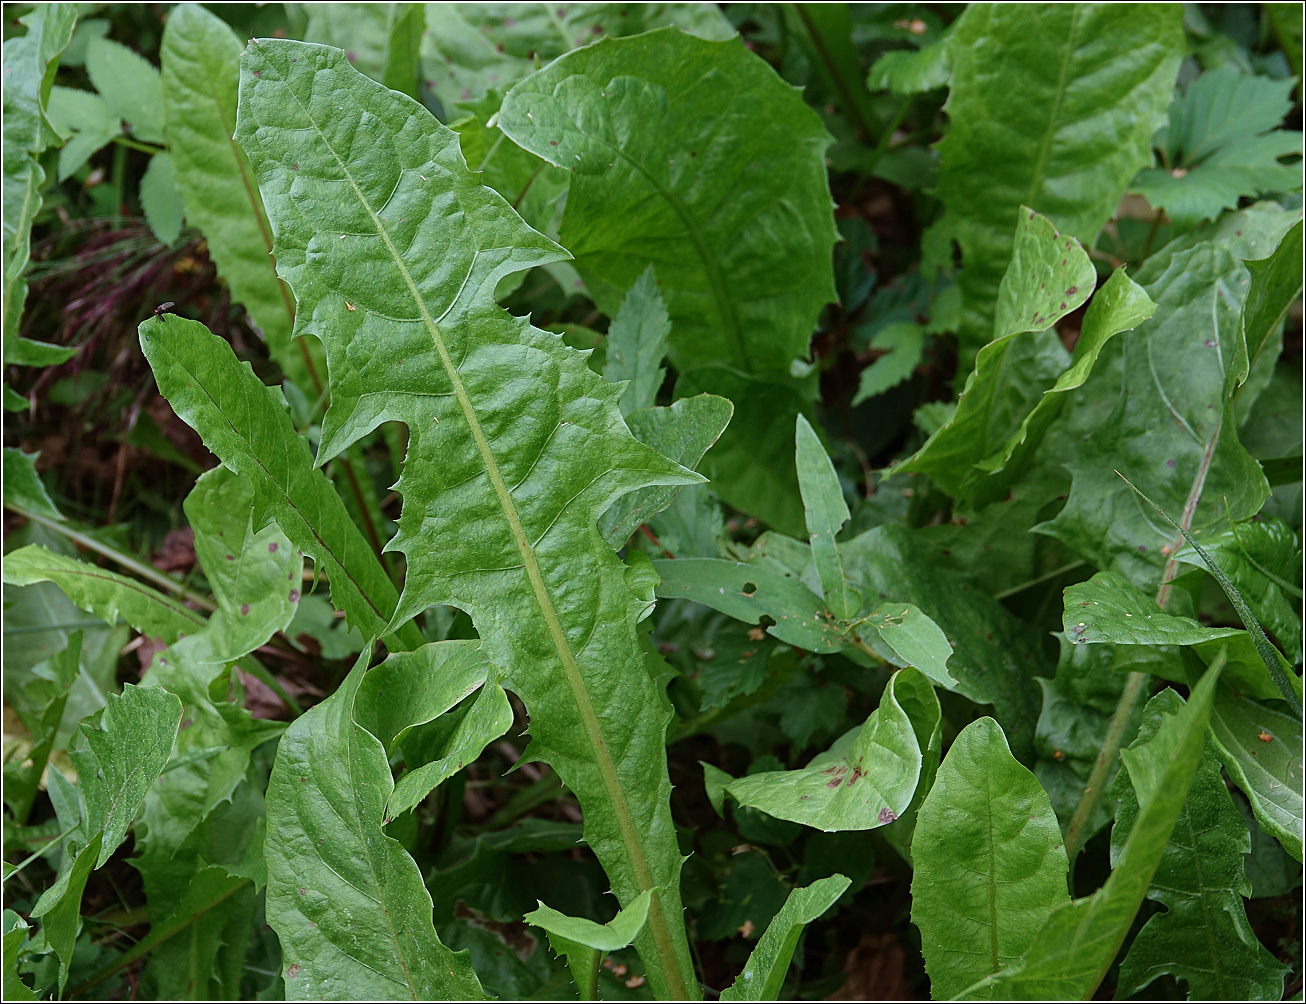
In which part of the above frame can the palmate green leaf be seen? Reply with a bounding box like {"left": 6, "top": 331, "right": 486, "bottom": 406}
{"left": 898, "top": 209, "right": 1098, "bottom": 503}
{"left": 265, "top": 653, "right": 485, "bottom": 1000}
{"left": 298, "top": 2, "right": 424, "bottom": 96}
{"left": 967, "top": 662, "right": 1224, "bottom": 1000}
{"left": 161, "top": 3, "right": 319, "bottom": 388}
{"left": 139, "top": 316, "right": 420, "bottom": 649}
{"left": 69, "top": 684, "right": 184, "bottom": 867}
{"left": 911, "top": 717, "right": 1070, "bottom": 1001}
{"left": 719, "top": 874, "right": 850, "bottom": 1002}
{"left": 1040, "top": 208, "right": 1301, "bottom": 587}
{"left": 235, "top": 39, "right": 701, "bottom": 997}
{"left": 1111, "top": 689, "right": 1288, "bottom": 1000}
{"left": 1, "top": 2, "right": 77, "bottom": 353}
{"left": 1064, "top": 570, "right": 1299, "bottom": 702}
{"left": 498, "top": 28, "right": 839, "bottom": 535}
{"left": 84, "top": 35, "right": 164, "bottom": 144}
{"left": 719, "top": 668, "right": 934, "bottom": 832}
{"left": 1133, "top": 67, "right": 1303, "bottom": 231}
{"left": 795, "top": 415, "right": 860, "bottom": 619}
{"left": 2, "top": 448, "right": 63, "bottom": 520}
{"left": 934, "top": 4, "right": 1182, "bottom": 349}
{"left": 421, "top": 3, "right": 735, "bottom": 114}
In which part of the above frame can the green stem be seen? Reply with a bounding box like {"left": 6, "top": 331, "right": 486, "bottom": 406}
{"left": 111, "top": 135, "right": 165, "bottom": 156}
{"left": 993, "top": 561, "right": 1088, "bottom": 601}
{"left": 792, "top": 4, "right": 876, "bottom": 143}
{"left": 109, "top": 142, "right": 127, "bottom": 229}
{"left": 0, "top": 824, "right": 78, "bottom": 886}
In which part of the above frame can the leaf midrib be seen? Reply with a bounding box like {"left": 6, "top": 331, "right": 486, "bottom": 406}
{"left": 279, "top": 65, "right": 688, "bottom": 999}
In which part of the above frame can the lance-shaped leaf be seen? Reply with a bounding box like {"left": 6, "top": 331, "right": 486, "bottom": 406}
{"left": 968, "top": 662, "right": 1224, "bottom": 1000}
{"left": 69, "top": 684, "right": 184, "bottom": 867}
{"left": 933, "top": 3, "right": 1182, "bottom": 349}
{"left": 3, "top": 448, "right": 63, "bottom": 520}
{"left": 911, "top": 717, "right": 1070, "bottom": 1000}
{"left": 719, "top": 668, "right": 932, "bottom": 831}
{"left": 160, "top": 3, "right": 306, "bottom": 382}
{"left": 1040, "top": 209, "right": 1301, "bottom": 587}
{"left": 1064, "top": 570, "right": 1299, "bottom": 702}
{"left": 139, "top": 316, "right": 420, "bottom": 649}
{"left": 795, "top": 415, "right": 860, "bottom": 619}
{"left": 498, "top": 28, "right": 839, "bottom": 534}
{"left": 719, "top": 874, "right": 850, "bottom": 1002}
{"left": 29, "top": 834, "right": 101, "bottom": 994}
{"left": 2, "top": 3, "right": 77, "bottom": 353}
{"left": 265, "top": 654, "right": 485, "bottom": 1000}
{"left": 1111, "top": 689, "right": 1289, "bottom": 1000}
{"left": 898, "top": 209, "right": 1094, "bottom": 500}
{"left": 236, "top": 40, "right": 700, "bottom": 998}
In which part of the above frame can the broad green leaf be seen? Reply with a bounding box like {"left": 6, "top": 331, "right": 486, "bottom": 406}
{"left": 1204, "top": 680, "right": 1304, "bottom": 861}
{"left": 498, "top": 28, "right": 839, "bottom": 533}
{"left": 604, "top": 265, "right": 669, "bottom": 415}
{"left": 1133, "top": 67, "right": 1303, "bottom": 230}
{"left": 2, "top": 544, "right": 204, "bottom": 642}
{"left": 2, "top": 2, "right": 77, "bottom": 348}
{"left": 911, "top": 717, "right": 1070, "bottom": 1000}
{"left": 969, "top": 662, "right": 1224, "bottom": 999}
{"left": 720, "top": 668, "right": 931, "bottom": 831}
{"left": 934, "top": 4, "right": 1183, "bottom": 348}
{"left": 45, "top": 84, "right": 119, "bottom": 181}
{"left": 3, "top": 911, "right": 37, "bottom": 1001}
{"left": 795, "top": 415, "right": 860, "bottom": 619}
{"left": 1111, "top": 689, "right": 1288, "bottom": 1000}
{"left": 160, "top": 3, "right": 309, "bottom": 383}
{"left": 69, "top": 684, "right": 183, "bottom": 867}
{"left": 421, "top": 2, "right": 735, "bottom": 113}
{"left": 139, "top": 316, "right": 419, "bottom": 649}
{"left": 600, "top": 393, "right": 733, "bottom": 548}
{"left": 841, "top": 525, "right": 1045, "bottom": 756}
{"left": 898, "top": 209, "right": 1097, "bottom": 502}
{"left": 2, "top": 448, "right": 63, "bottom": 519}
{"left": 236, "top": 40, "right": 700, "bottom": 997}
{"left": 719, "top": 874, "right": 850, "bottom": 1002}
{"left": 139, "top": 151, "right": 184, "bottom": 245}
{"left": 29, "top": 834, "right": 101, "bottom": 994}
{"left": 84, "top": 36, "right": 164, "bottom": 144}
{"left": 298, "top": 3, "right": 424, "bottom": 96}
{"left": 265, "top": 654, "right": 484, "bottom": 1000}
{"left": 1064, "top": 570, "right": 1299, "bottom": 702}
{"left": 1041, "top": 209, "right": 1301, "bottom": 586}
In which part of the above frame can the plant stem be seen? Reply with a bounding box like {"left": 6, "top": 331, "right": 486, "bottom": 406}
{"left": 111, "top": 135, "right": 165, "bottom": 156}
{"left": 793, "top": 4, "right": 876, "bottom": 143}
{"left": 993, "top": 560, "right": 1088, "bottom": 601}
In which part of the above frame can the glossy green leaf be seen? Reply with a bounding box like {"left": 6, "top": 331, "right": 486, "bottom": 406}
{"left": 1064, "top": 570, "right": 1297, "bottom": 702}
{"left": 1041, "top": 209, "right": 1301, "bottom": 587}
{"left": 236, "top": 39, "right": 700, "bottom": 997}
{"left": 934, "top": 4, "right": 1182, "bottom": 348}
{"left": 29, "top": 834, "right": 101, "bottom": 994}
{"left": 298, "top": 3, "right": 424, "bottom": 96}
{"left": 70, "top": 684, "right": 183, "bottom": 867}
{"left": 1111, "top": 689, "right": 1288, "bottom": 1000}
{"left": 3, "top": 448, "right": 63, "bottom": 520}
{"left": 85, "top": 35, "right": 164, "bottom": 143}
{"left": 969, "top": 661, "right": 1224, "bottom": 1000}
{"left": 600, "top": 393, "right": 733, "bottom": 547}
{"left": 719, "top": 874, "right": 850, "bottom": 1002}
{"left": 1133, "top": 67, "right": 1303, "bottom": 230}
{"left": 139, "top": 316, "right": 419, "bottom": 649}
{"left": 2, "top": 2, "right": 77, "bottom": 348}
{"left": 721, "top": 668, "right": 931, "bottom": 832}
{"left": 898, "top": 209, "right": 1096, "bottom": 501}
{"left": 498, "top": 28, "right": 838, "bottom": 531}
{"left": 795, "top": 415, "right": 860, "bottom": 619}
{"left": 911, "top": 717, "right": 1070, "bottom": 1000}
{"left": 266, "top": 653, "right": 485, "bottom": 1000}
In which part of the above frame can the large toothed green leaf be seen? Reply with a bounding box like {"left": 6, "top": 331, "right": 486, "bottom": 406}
{"left": 911, "top": 717, "right": 1070, "bottom": 1001}
{"left": 236, "top": 39, "right": 701, "bottom": 998}
{"left": 1111, "top": 689, "right": 1289, "bottom": 1000}
{"left": 160, "top": 4, "right": 307, "bottom": 382}
{"left": 897, "top": 209, "right": 1097, "bottom": 503}
{"left": 2, "top": 3, "right": 77, "bottom": 352}
{"left": 139, "top": 316, "right": 419, "bottom": 649}
{"left": 266, "top": 654, "right": 485, "bottom": 1000}
{"left": 934, "top": 4, "right": 1182, "bottom": 350}
{"left": 498, "top": 28, "right": 838, "bottom": 534}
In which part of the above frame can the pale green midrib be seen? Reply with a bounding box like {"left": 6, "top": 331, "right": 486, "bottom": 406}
{"left": 1020, "top": 6, "right": 1081, "bottom": 212}
{"left": 291, "top": 80, "right": 689, "bottom": 999}
{"left": 985, "top": 758, "right": 1000, "bottom": 979}
{"left": 92, "top": 701, "right": 180, "bottom": 863}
